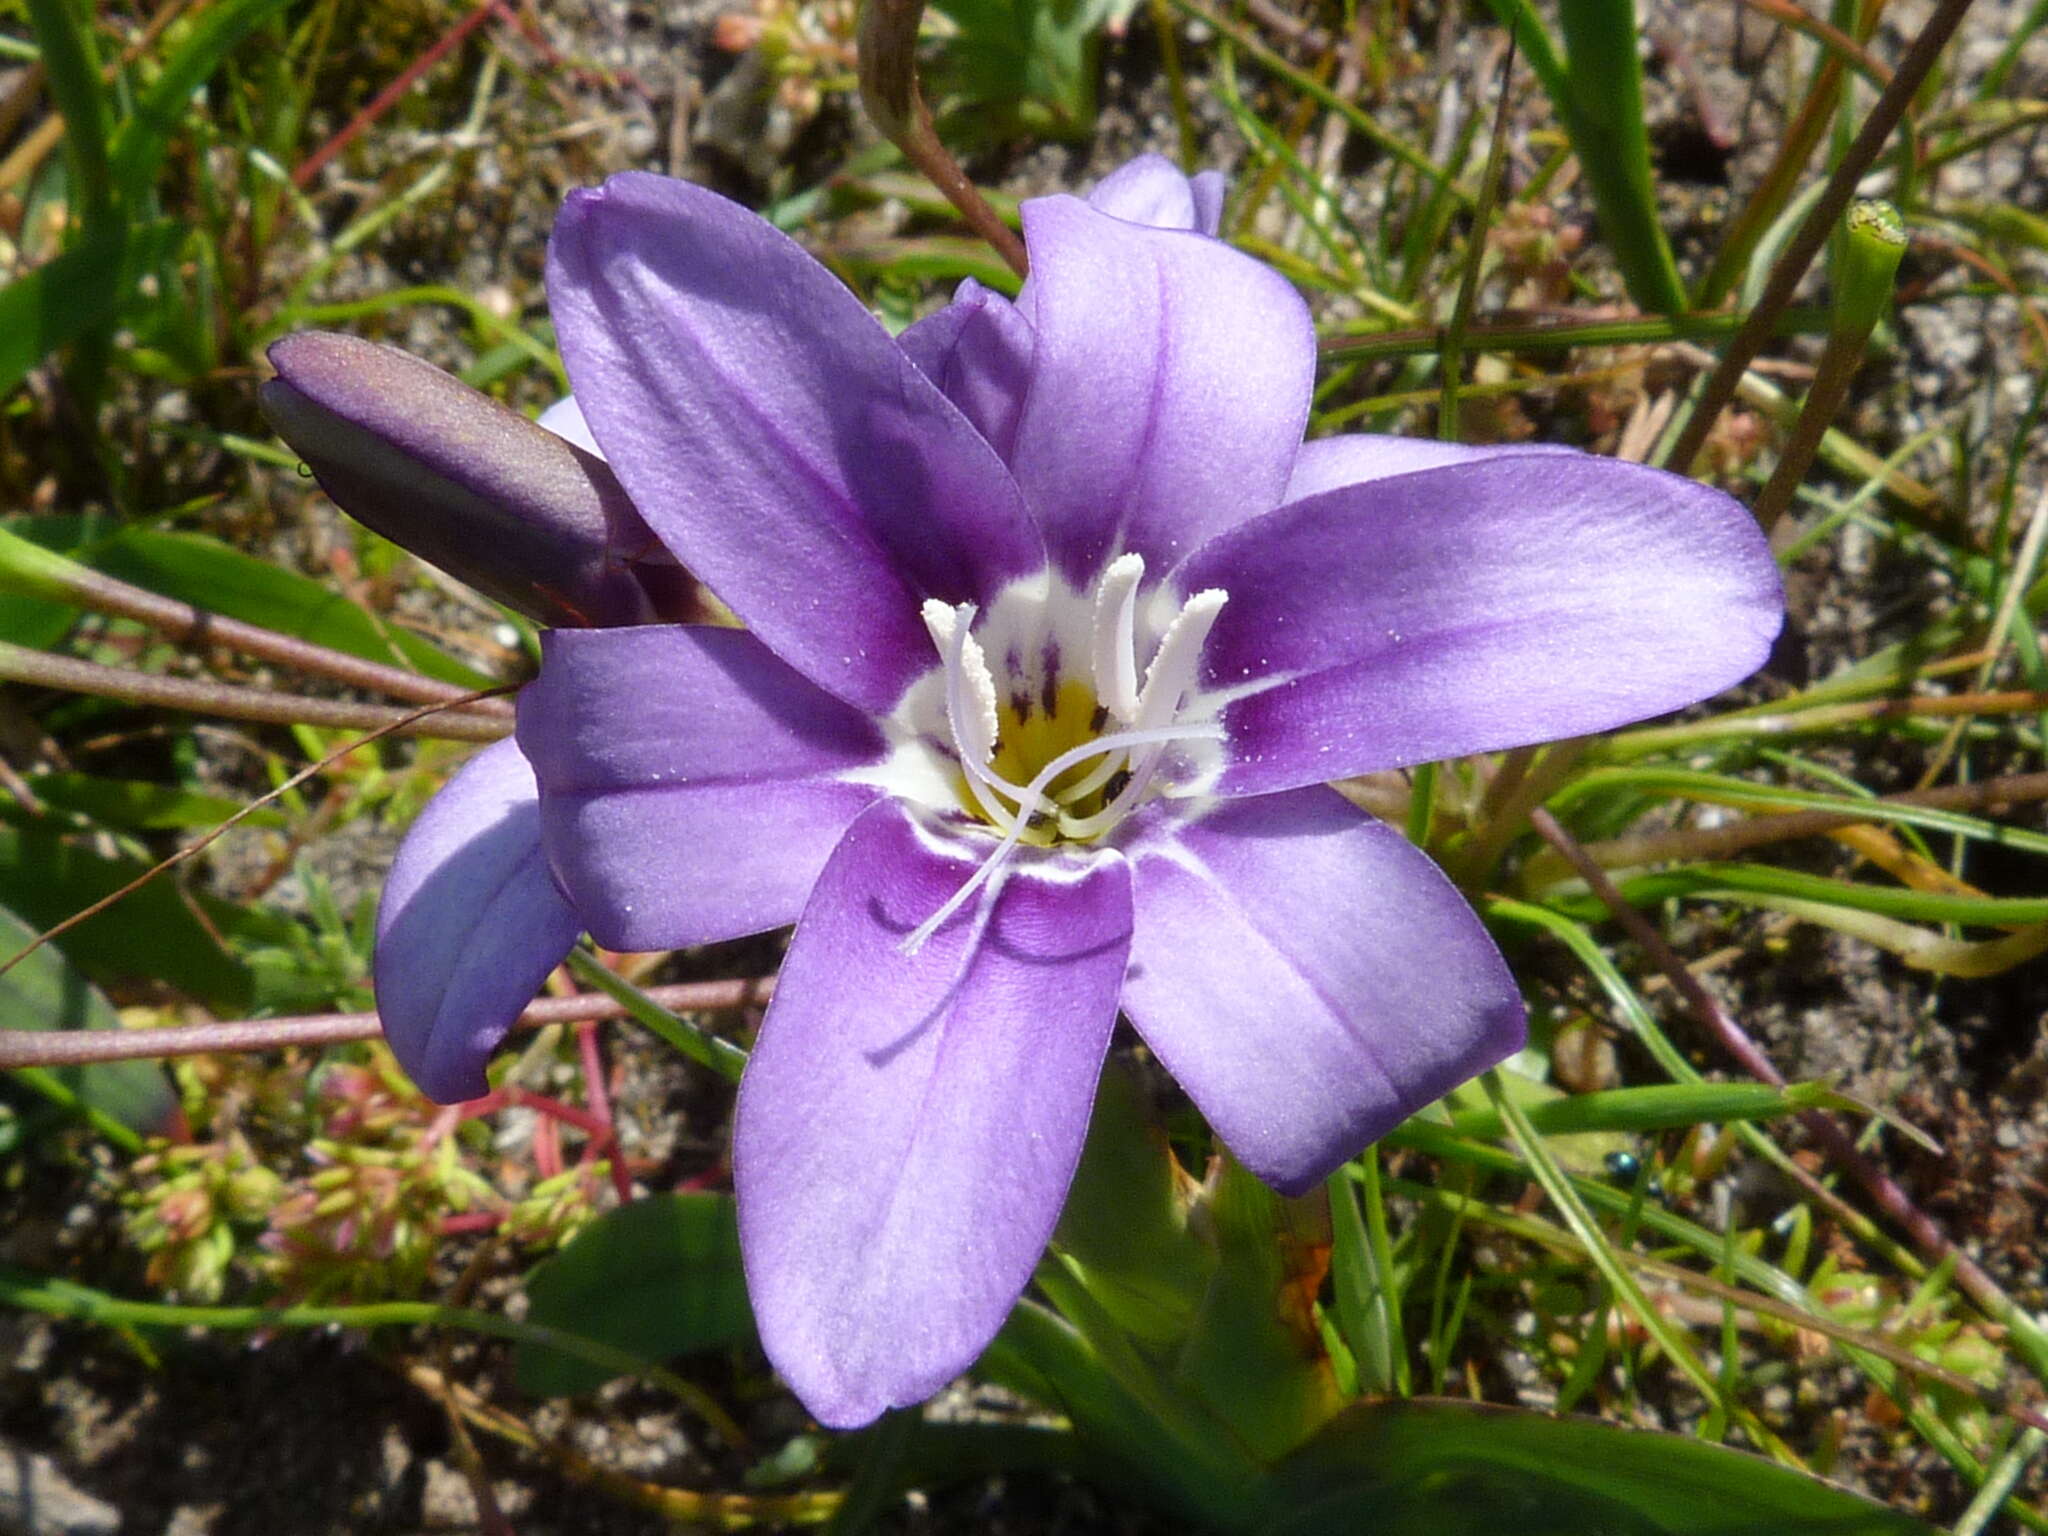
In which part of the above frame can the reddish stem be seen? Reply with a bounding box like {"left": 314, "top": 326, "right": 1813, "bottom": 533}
{"left": 293, "top": 0, "right": 509, "bottom": 188}
{"left": 439, "top": 1210, "right": 506, "bottom": 1235}
{"left": 576, "top": 1020, "right": 633, "bottom": 1203}
{"left": 533, "top": 1111, "right": 563, "bottom": 1180}
{"left": 507, "top": 1089, "right": 610, "bottom": 1140}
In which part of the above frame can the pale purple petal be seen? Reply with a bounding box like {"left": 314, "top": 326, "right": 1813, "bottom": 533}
{"left": 547, "top": 173, "right": 1042, "bottom": 711}
{"left": 896, "top": 279, "right": 1036, "bottom": 462}
{"left": 1284, "top": 434, "right": 1576, "bottom": 503}
{"left": 1188, "top": 171, "right": 1226, "bottom": 238}
{"left": 735, "top": 800, "right": 1131, "bottom": 1427}
{"left": 536, "top": 395, "right": 601, "bottom": 457}
{"left": 1116, "top": 788, "right": 1523, "bottom": 1194}
{"left": 516, "top": 625, "right": 890, "bottom": 952}
{"left": 1088, "top": 153, "right": 1202, "bottom": 231}
{"left": 1006, "top": 193, "right": 1315, "bottom": 582}
{"left": 262, "top": 333, "right": 659, "bottom": 628}
{"left": 375, "top": 739, "right": 582, "bottom": 1103}
{"left": 1179, "top": 454, "right": 1784, "bottom": 795}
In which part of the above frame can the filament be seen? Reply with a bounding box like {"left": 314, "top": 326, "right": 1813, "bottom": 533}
{"left": 898, "top": 720, "right": 1225, "bottom": 956}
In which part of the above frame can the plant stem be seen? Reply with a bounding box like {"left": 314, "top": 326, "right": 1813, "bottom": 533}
{"left": 857, "top": 0, "right": 1028, "bottom": 277}
{"left": 0, "top": 1267, "right": 736, "bottom": 1435}
{"left": 0, "top": 977, "right": 774, "bottom": 1069}
{"left": 1664, "top": 0, "right": 1978, "bottom": 473}
{"left": 1321, "top": 305, "right": 1831, "bottom": 363}
{"left": 1529, "top": 805, "right": 2048, "bottom": 1385}
{"left": 0, "top": 524, "right": 510, "bottom": 713}
{"left": 1548, "top": 769, "right": 2048, "bottom": 874}
{"left": 1752, "top": 202, "right": 1907, "bottom": 535}
{"left": 0, "top": 642, "right": 510, "bottom": 740}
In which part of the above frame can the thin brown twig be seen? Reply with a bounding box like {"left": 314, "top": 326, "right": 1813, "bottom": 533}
{"left": 1732, "top": 0, "right": 1892, "bottom": 88}
{"left": 0, "top": 643, "right": 511, "bottom": 741}
{"left": 1528, "top": 805, "right": 2044, "bottom": 1361}
{"left": 0, "top": 977, "right": 775, "bottom": 1069}
{"left": 856, "top": 0, "right": 1028, "bottom": 278}
{"left": 0, "top": 685, "right": 513, "bottom": 983}
{"left": 1665, "top": 0, "right": 1978, "bottom": 472}
{"left": 22, "top": 554, "right": 513, "bottom": 713}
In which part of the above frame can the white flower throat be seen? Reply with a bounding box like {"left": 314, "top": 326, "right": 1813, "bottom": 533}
{"left": 894, "top": 554, "right": 1228, "bottom": 953}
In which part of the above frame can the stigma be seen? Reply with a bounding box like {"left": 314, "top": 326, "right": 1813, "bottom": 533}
{"left": 897, "top": 556, "right": 1228, "bottom": 953}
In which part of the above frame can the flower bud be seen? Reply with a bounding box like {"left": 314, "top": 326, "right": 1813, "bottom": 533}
{"left": 261, "top": 333, "right": 701, "bottom": 628}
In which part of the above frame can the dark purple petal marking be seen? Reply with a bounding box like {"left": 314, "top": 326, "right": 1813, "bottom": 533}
{"left": 1178, "top": 453, "right": 1785, "bottom": 794}
{"left": 262, "top": 333, "right": 670, "bottom": 628}
{"left": 517, "top": 624, "right": 892, "bottom": 952}
{"left": 1116, "top": 787, "right": 1524, "bottom": 1193}
{"left": 547, "top": 173, "right": 1042, "bottom": 711}
{"left": 1006, "top": 193, "right": 1315, "bottom": 583}
{"left": 734, "top": 799, "right": 1131, "bottom": 1427}
{"left": 375, "top": 739, "right": 583, "bottom": 1103}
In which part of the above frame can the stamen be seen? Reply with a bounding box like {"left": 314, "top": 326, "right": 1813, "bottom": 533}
{"left": 1059, "top": 589, "right": 1227, "bottom": 840}
{"left": 1090, "top": 553, "right": 1145, "bottom": 724}
{"left": 924, "top": 599, "right": 1038, "bottom": 833}
{"left": 1135, "top": 589, "right": 1227, "bottom": 731}
{"left": 898, "top": 720, "right": 1226, "bottom": 956}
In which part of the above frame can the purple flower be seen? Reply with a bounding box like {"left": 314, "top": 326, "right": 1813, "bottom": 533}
{"left": 344, "top": 153, "right": 1781, "bottom": 1427}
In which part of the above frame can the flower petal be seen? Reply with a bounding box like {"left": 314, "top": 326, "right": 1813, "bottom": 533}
{"left": 516, "top": 624, "right": 893, "bottom": 952}
{"left": 896, "top": 278, "right": 1036, "bottom": 462}
{"left": 735, "top": 799, "right": 1132, "bottom": 1427}
{"left": 1085, "top": 152, "right": 1225, "bottom": 236}
{"left": 536, "top": 394, "right": 602, "bottom": 457}
{"left": 1116, "top": 788, "right": 1523, "bottom": 1193}
{"left": 375, "top": 739, "right": 583, "bottom": 1103}
{"left": 1284, "top": 434, "right": 1576, "bottom": 503}
{"left": 1007, "top": 193, "right": 1315, "bottom": 582}
{"left": 547, "top": 173, "right": 1042, "bottom": 711}
{"left": 1178, "top": 454, "right": 1784, "bottom": 795}
{"left": 262, "top": 333, "right": 663, "bottom": 628}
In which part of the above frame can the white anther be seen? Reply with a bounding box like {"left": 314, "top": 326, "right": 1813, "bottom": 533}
{"left": 1089, "top": 552, "right": 1145, "bottom": 724}
{"left": 1058, "top": 589, "right": 1227, "bottom": 839}
{"left": 1134, "top": 588, "right": 1226, "bottom": 729}
{"left": 924, "top": 599, "right": 1038, "bottom": 834}
{"left": 922, "top": 600, "right": 999, "bottom": 766}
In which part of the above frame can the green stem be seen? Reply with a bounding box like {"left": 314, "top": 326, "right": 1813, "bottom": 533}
{"left": 1321, "top": 305, "right": 1830, "bottom": 363}
{"left": 565, "top": 951, "right": 751, "bottom": 1083}
{"left": 0, "top": 1266, "right": 712, "bottom": 1409}
{"left": 1663, "top": 0, "right": 1978, "bottom": 473}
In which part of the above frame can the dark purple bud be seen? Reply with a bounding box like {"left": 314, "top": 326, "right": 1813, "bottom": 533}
{"left": 261, "top": 332, "right": 697, "bottom": 628}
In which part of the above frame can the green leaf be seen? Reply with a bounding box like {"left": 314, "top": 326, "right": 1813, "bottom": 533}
{"left": 1053, "top": 1059, "right": 1211, "bottom": 1345}
{"left": 25, "top": 0, "right": 112, "bottom": 225}
{"left": 515, "top": 1193, "right": 753, "bottom": 1396}
{"left": 0, "top": 223, "right": 181, "bottom": 400}
{"left": 0, "top": 517, "right": 489, "bottom": 688}
{"left": 983, "top": 1300, "right": 1264, "bottom": 1529}
{"left": 26, "top": 772, "right": 284, "bottom": 832}
{"left": 1172, "top": 1158, "right": 1342, "bottom": 1463}
{"left": 87, "top": 528, "right": 491, "bottom": 688}
{"left": 1259, "top": 1399, "right": 1936, "bottom": 1535}
{"left": 0, "top": 822, "right": 270, "bottom": 1013}
{"left": 0, "top": 905, "right": 174, "bottom": 1142}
